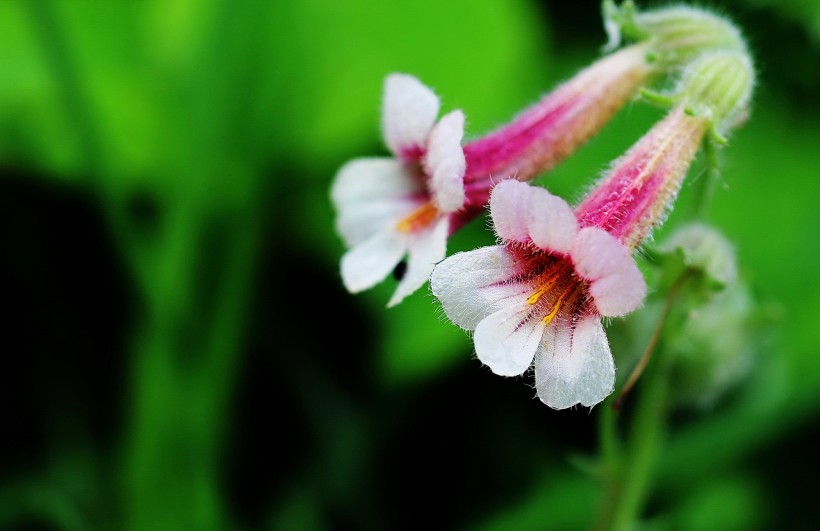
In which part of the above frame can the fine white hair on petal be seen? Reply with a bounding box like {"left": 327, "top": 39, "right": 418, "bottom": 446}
{"left": 571, "top": 227, "right": 646, "bottom": 317}
{"left": 382, "top": 74, "right": 440, "bottom": 156}
{"left": 474, "top": 302, "right": 544, "bottom": 377}
{"left": 534, "top": 316, "right": 615, "bottom": 409}
{"left": 431, "top": 245, "right": 531, "bottom": 330}
{"left": 489, "top": 180, "right": 531, "bottom": 243}
{"left": 425, "top": 110, "right": 466, "bottom": 213}
{"left": 341, "top": 230, "right": 406, "bottom": 294}
{"left": 387, "top": 217, "right": 449, "bottom": 307}
{"left": 331, "top": 158, "right": 422, "bottom": 246}
{"left": 525, "top": 185, "right": 579, "bottom": 254}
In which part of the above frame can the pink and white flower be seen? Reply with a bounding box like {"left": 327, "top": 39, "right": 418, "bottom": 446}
{"left": 431, "top": 72, "right": 747, "bottom": 408}
{"left": 332, "top": 74, "right": 467, "bottom": 307}
{"left": 333, "top": 46, "right": 653, "bottom": 306}
{"left": 431, "top": 180, "right": 646, "bottom": 409}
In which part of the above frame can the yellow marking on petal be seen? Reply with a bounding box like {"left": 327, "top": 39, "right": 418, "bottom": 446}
{"left": 526, "top": 266, "right": 565, "bottom": 306}
{"left": 396, "top": 202, "right": 438, "bottom": 233}
{"left": 541, "top": 280, "right": 582, "bottom": 325}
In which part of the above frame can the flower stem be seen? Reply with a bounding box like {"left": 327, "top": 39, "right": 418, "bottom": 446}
{"left": 594, "top": 269, "right": 692, "bottom": 530}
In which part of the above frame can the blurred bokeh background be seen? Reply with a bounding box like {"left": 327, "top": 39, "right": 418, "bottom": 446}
{"left": 2, "top": 0, "right": 820, "bottom": 529}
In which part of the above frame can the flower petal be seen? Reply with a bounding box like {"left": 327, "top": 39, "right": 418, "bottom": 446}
{"left": 489, "top": 180, "right": 531, "bottom": 243}
{"left": 388, "top": 217, "right": 449, "bottom": 307}
{"left": 525, "top": 185, "right": 578, "bottom": 253}
{"left": 431, "top": 245, "right": 532, "bottom": 330}
{"left": 383, "top": 74, "right": 440, "bottom": 157}
{"left": 332, "top": 158, "right": 420, "bottom": 206}
{"left": 331, "top": 158, "right": 422, "bottom": 246}
{"left": 341, "top": 230, "right": 406, "bottom": 294}
{"left": 534, "top": 316, "right": 615, "bottom": 409}
{"left": 425, "top": 110, "right": 466, "bottom": 213}
{"left": 474, "top": 302, "right": 543, "bottom": 377}
{"left": 571, "top": 227, "right": 646, "bottom": 316}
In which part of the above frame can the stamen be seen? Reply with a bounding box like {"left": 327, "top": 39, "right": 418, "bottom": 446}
{"left": 542, "top": 281, "right": 579, "bottom": 325}
{"left": 527, "top": 266, "right": 564, "bottom": 305}
{"left": 396, "top": 202, "right": 438, "bottom": 233}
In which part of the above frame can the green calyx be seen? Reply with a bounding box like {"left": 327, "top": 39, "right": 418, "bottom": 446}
{"left": 676, "top": 51, "right": 755, "bottom": 139}
{"left": 602, "top": 1, "right": 747, "bottom": 66}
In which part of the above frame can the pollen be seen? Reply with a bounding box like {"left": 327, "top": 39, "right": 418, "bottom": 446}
{"left": 396, "top": 202, "right": 438, "bottom": 233}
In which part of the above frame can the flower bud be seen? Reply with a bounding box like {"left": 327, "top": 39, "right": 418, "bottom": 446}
{"left": 603, "top": 1, "right": 747, "bottom": 64}
{"left": 675, "top": 51, "right": 755, "bottom": 137}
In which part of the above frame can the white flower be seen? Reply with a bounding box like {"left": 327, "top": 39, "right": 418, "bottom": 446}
{"left": 331, "top": 74, "right": 466, "bottom": 307}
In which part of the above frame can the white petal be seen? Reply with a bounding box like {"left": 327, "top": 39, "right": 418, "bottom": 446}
{"left": 387, "top": 217, "right": 449, "bottom": 307}
{"left": 331, "top": 158, "right": 420, "bottom": 206}
{"left": 382, "top": 74, "right": 440, "bottom": 156}
{"left": 525, "top": 186, "right": 578, "bottom": 253}
{"left": 431, "top": 245, "right": 531, "bottom": 330}
{"left": 571, "top": 227, "right": 646, "bottom": 317}
{"left": 341, "top": 230, "right": 407, "bottom": 294}
{"left": 534, "top": 316, "right": 615, "bottom": 409}
{"left": 425, "top": 110, "right": 466, "bottom": 213}
{"left": 474, "top": 302, "right": 544, "bottom": 377}
{"left": 489, "top": 180, "right": 531, "bottom": 243}
{"left": 331, "top": 158, "right": 422, "bottom": 246}
{"left": 336, "top": 197, "right": 419, "bottom": 247}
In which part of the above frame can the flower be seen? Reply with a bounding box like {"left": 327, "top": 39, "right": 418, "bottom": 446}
{"left": 432, "top": 51, "right": 755, "bottom": 409}
{"left": 333, "top": 45, "right": 654, "bottom": 306}
{"left": 432, "top": 180, "right": 645, "bottom": 409}
{"left": 332, "top": 74, "right": 466, "bottom": 307}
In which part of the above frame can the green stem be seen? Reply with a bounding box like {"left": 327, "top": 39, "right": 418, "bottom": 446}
{"left": 594, "top": 270, "right": 691, "bottom": 530}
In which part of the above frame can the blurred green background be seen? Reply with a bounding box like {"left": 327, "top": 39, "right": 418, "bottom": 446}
{"left": 1, "top": 0, "right": 820, "bottom": 529}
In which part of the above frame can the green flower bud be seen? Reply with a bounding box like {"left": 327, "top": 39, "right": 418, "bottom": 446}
{"left": 603, "top": 1, "right": 747, "bottom": 64}
{"left": 675, "top": 51, "right": 755, "bottom": 138}
{"left": 658, "top": 223, "right": 737, "bottom": 289}
{"left": 667, "top": 282, "right": 756, "bottom": 408}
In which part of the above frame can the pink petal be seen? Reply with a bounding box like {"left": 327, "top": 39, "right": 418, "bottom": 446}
{"left": 382, "top": 74, "right": 440, "bottom": 158}
{"left": 425, "top": 110, "right": 466, "bottom": 213}
{"left": 489, "top": 180, "right": 531, "bottom": 243}
{"left": 524, "top": 185, "right": 578, "bottom": 253}
{"left": 474, "top": 302, "right": 544, "bottom": 377}
{"left": 534, "top": 316, "right": 614, "bottom": 409}
{"left": 571, "top": 227, "right": 646, "bottom": 316}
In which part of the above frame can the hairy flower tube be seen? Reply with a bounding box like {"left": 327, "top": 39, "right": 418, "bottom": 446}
{"left": 332, "top": 46, "right": 654, "bottom": 306}
{"left": 431, "top": 51, "right": 754, "bottom": 409}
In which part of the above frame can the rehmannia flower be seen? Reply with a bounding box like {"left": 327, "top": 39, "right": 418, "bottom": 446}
{"left": 332, "top": 2, "right": 748, "bottom": 307}
{"left": 332, "top": 45, "right": 653, "bottom": 307}
{"left": 431, "top": 51, "right": 754, "bottom": 409}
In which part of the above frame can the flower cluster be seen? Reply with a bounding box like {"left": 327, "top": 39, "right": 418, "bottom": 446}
{"left": 331, "top": 2, "right": 755, "bottom": 408}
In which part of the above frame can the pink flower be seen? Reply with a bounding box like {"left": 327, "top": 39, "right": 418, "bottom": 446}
{"left": 431, "top": 180, "right": 645, "bottom": 409}
{"left": 332, "top": 46, "right": 653, "bottom": 306}
{"left": 431, "top": 68, "right": 747, "bottom": 408}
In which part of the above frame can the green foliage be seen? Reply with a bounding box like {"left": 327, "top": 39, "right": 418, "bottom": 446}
{"left": 1, "top": 0, "right": 819, "bottom": 530}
